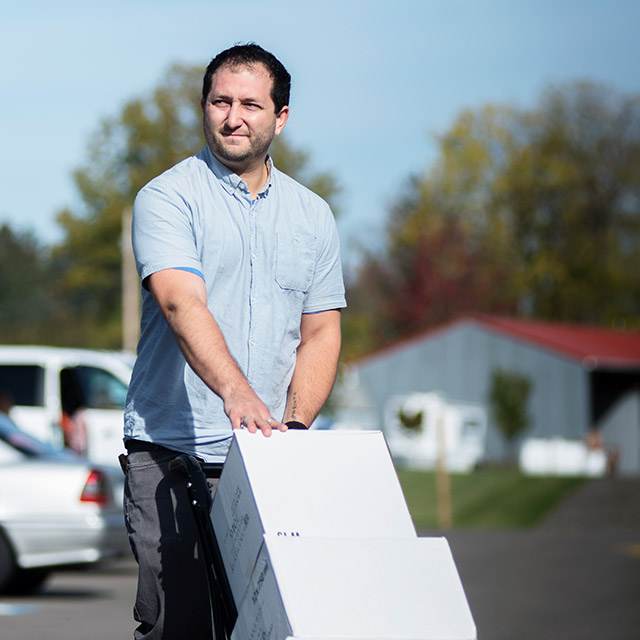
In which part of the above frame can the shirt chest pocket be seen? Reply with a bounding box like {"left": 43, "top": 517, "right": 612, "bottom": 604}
{"left": 275, "top": 232, "right": 316, "bottom": 292}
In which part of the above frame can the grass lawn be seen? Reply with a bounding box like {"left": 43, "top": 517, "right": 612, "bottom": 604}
{"left": 397, "top": 466, "right": 586, "bottom": 530}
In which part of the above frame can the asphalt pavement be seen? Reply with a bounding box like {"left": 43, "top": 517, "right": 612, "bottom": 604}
{"left": 420, "top": 477, "right": 640, "bottom": 640}
{"left": 2, "top": 477, "right": 639, "bottom": 640}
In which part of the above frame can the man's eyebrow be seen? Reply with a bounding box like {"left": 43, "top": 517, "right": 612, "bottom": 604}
{"left": 211, "top": 92, "right": 265, "bottom": 104}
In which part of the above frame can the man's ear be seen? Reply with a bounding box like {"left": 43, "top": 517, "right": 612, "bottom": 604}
{"left": 200, "top": 97, "right": 206, "bottom": 114}
{"left": 274, "top": 106, "right": 290, "bottom": 136}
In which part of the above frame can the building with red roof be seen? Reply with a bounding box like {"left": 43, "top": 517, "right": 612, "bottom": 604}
{"left": 336, "top": 314, "right": 640, "bottom": 474}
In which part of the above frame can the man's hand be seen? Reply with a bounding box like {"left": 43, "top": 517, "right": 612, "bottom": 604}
{"left": 225, "top": 388, "right": 287, "bottom": 437}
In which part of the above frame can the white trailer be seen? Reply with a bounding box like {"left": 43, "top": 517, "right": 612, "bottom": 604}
{"left": 384, "top": 392, "right": 487, "bottom": 472}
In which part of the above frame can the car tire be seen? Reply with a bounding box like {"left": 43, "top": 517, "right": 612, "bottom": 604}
{"left": 8, "top": 567, "right": 51, "bottom": 594}
{"left": 0, "top": 528, "right": 18, "bottom": 593}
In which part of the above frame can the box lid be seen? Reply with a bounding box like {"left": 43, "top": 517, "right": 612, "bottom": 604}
{"left": 230, "top": 430, "right": 416, "bottom": 538}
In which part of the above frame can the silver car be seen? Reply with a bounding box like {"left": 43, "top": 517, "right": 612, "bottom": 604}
{"left": 0, "top": 413, "right": 130, "bottom": 593}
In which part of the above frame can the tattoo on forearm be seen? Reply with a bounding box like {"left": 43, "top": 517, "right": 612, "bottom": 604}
{"left": 291, "top": 392, "right": 298, "bottom": 420}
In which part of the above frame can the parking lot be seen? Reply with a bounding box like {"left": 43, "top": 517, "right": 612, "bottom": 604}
{"left": 2, "top": 477, "right": 639, "bottom": 640}
{"left": 0, "top": 558, "right": 137, "bottom": 640}
{"left": 429, "top": 477, "right": 640, "bottom": 640}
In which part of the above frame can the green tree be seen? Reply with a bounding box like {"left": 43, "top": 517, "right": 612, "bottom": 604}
{"left": 488, "top": 369, "right": 533, "bottom": 458}
{"left": 430, "top": 81, "right": 640, "bottom": 325}
{"left": 497, "top": 82, "right": 640, "bottom": 323}
{"left": 0, "top": 224, "right": 60, "bottom": 344}
{"left": 51, "top": 63, "right": 341, "bottom": 348}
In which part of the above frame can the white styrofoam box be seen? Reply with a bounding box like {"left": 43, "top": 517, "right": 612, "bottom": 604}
{"left": 211, "top": 430, "right": 416, "bottom": 605}
{"left": 231, "top": 536, "right": 477, "bottom": 640}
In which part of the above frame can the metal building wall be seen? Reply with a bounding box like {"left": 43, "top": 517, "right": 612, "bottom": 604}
{"left": 352, "top": 321, "right": 591, "bottom": 462}
{"left": 597, "top": 391, "right": 640, "bottom": 475}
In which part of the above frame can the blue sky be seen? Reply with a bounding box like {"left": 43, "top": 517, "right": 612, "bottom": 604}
{"left": 2, "top": 0, "right": 639, "bottom": 270}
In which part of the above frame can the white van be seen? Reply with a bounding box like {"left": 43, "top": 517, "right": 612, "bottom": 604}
{"left": 0, "top": 346, "right": 133, "bottom": 467}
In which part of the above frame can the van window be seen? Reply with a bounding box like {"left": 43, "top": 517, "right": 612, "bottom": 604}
{"left": 60, "top": 366, "right": 128, "bottom": 411}
{"left": 0, "top": 365, "right": 45, "bottom": 407}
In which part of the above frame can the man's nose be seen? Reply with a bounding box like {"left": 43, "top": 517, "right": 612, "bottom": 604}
{"left": 226, "top": 102, "right": 243, "bottom": 128}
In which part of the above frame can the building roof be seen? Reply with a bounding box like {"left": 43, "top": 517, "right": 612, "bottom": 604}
{"left": 472, "top": 314, "right": 640, "bottom": 369}
{"left": 357, "top": 314, "right": 640, "bottom": 371}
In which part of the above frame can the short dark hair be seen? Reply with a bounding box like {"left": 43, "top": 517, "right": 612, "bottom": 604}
{"left": 202, "top": 43, "right": 291, "bottom": 113}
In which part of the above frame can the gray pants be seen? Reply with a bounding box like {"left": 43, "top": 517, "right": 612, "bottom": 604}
{"left": 123, "top": 443, "right": 219, "bottom": 640}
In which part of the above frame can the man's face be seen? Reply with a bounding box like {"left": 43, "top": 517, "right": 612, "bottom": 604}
{"left": 202, "top": 63, "right": 288, "bottom": 173}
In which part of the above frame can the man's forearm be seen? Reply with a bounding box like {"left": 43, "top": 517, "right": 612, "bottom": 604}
{"left": 148, "top": 268, "right": 285, "bottom": 434}
{"left": 164, "top": 295, "right": 247, "bottom": 401}
{"left": 283, "top": 310, "right": 342, "bottom": 427}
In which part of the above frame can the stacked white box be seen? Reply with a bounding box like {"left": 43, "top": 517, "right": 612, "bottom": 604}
{"left": 211, "top": 430, "right": 416, "bottom": 604}
{"left": 210, "top": 430, "right": 476, "bottom": 640}
{"left": 231, "top": 536, "right": 476, "bottom": 640}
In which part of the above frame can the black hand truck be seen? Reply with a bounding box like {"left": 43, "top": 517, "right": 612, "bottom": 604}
{"left": 169, "top": 454, "right": 237, "bottom": 640}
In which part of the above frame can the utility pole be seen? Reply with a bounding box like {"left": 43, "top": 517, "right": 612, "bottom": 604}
{"left": 435, "top": 410, "right": 453, "bottom": 529}
{"left": 121, "top": 207, "right": 140, "bottom": 352}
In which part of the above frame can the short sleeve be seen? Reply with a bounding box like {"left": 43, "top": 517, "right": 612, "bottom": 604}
{"left": 132, "top": 178, "right": 204, "bottom": 288}
{"left": 303, "top": 201, "right": 347, "bottom": 314}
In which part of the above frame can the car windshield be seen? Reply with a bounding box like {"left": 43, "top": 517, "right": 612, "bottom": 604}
{"left": 0, "top": 413, "right": 74, "bottom": 460}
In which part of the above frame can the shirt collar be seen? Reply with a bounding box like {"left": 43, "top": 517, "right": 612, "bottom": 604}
{"left": 203, "top": 145, "right": 274, "bottom": 200}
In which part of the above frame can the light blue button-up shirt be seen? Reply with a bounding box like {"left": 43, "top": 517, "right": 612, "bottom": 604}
{"left": 124, "top": 146, "right": 346, "bottom": 462}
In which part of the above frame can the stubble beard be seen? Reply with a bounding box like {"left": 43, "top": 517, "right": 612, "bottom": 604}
{"left": 204, "top": 122, "right": 274, "bottom": 169}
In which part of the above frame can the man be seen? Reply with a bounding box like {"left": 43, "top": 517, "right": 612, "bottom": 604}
{"left": 123, "top": 43, "right": 345, "bottom": 639}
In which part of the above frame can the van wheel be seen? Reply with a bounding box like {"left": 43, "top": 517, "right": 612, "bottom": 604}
{"left": 0, "top": 529, "right": 18, "bottom": 593}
